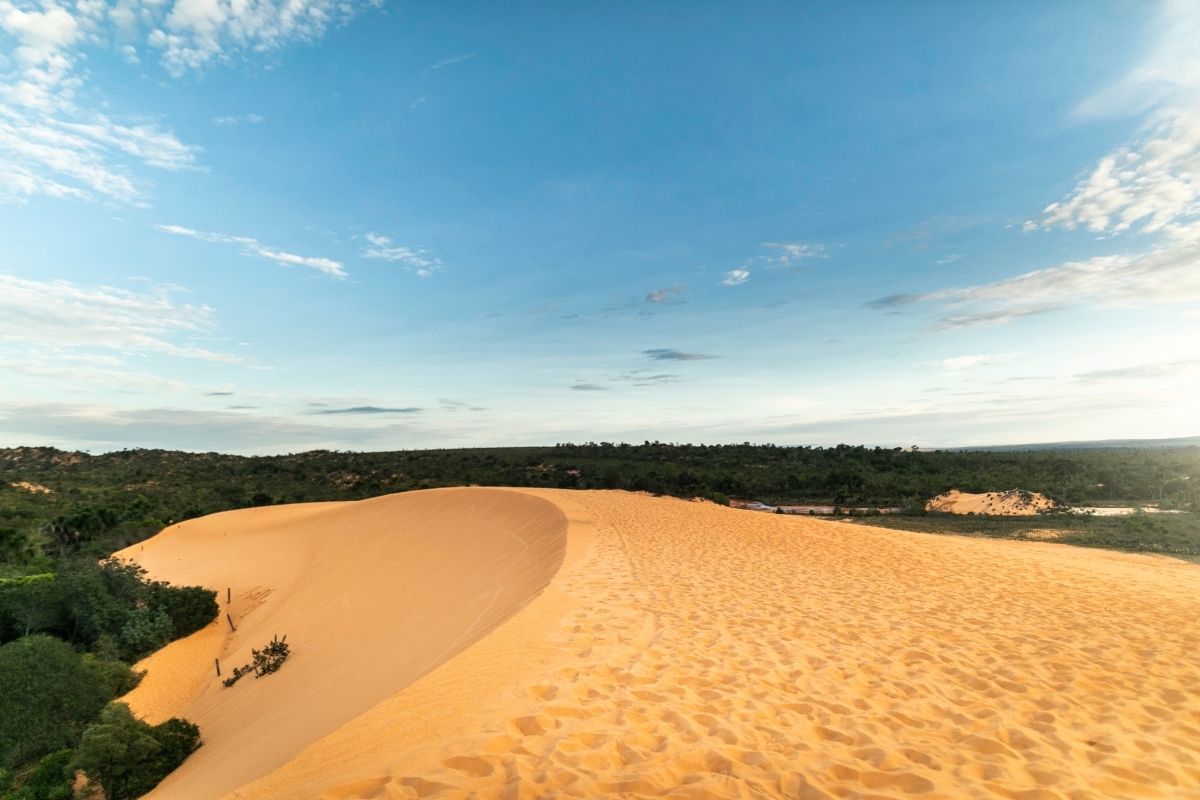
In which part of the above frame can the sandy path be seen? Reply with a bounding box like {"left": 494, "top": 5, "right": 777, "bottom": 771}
{"left": 125, "top": 489, "right": 1200, "bottom": 799}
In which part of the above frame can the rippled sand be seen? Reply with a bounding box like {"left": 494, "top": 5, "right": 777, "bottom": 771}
{"left": 122, "top": 489, "right": 1200, "bottom": 799}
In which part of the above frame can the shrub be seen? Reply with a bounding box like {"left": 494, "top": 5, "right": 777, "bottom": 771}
{"left": 70, "top": 704, "right": 200, "bottom": 800}
{"left": 3, "top": 749, "right": 73, "bottom": 800}
{"left": 118, "top": 608, "right": 173, "bottom": 662}
{"left": 0, "top": 636, "right": 112, "bottom": 769}
{"left": 146, "top": 584, "right": 218, "bottom": 639}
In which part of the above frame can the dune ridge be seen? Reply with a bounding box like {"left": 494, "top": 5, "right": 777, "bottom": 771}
{"left": 118, "top": 488, "right": 567, "bottom": 800}
{"left": 124, "top": 489, "right": 1200, "bottom": 799}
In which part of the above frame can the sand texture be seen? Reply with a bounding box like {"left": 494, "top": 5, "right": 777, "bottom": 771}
{"left": 926, "top": 489, "right": 1056, "bottom": 516}
{"left": 120, "top": 489, "right": 1200, "bottom": 799}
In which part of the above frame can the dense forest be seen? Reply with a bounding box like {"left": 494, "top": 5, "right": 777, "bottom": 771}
{"left": 0, "top": 441, "right": 1198, "bottom": 795}
{"left": 1, "top": 442, "right": 1197, "bottom": 571}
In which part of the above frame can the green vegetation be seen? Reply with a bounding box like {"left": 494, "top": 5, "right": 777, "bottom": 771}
{"left": 70, "top": 704, "right": 200, "bottom": 800}
{"left": 0, "top": 635, "right": 129, "bottom": 770}
{"left": 0, "top": 460, "right": 216, "bottom": 799}
{"left": 844, "top": 508, "right": 1200, "bottom": 561}
{"left": 0, "top": 444, "right": 1196, "bottom": 574}
{"left": 0, "top": 441, "right": 1194, "bottom": 793}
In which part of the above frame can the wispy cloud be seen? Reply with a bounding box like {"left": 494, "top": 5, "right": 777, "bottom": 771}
{"left": 937, "top": 253, "right": 964, "bottom": 265}
{"left": 1074, "top": 359, "right": 1198, "bottom": 382}
{"left": 0, "top": 272, "right": 243, "bottom": 370}
{"left": 157, "top": 224, "right": 346, "bottom": 279}
{"left": 614, "top": 371, "right": 681, "bottom": 387}
{"left": 646, "top": 285, "right": 685, "bottom": 304}
{"left": 0, "top": 0, "right": 200, "bottom": 205}
{"left": 1072, "top": 1, "right": 1200, "bottom": 121}
{"left": 643, "top": 349, "right": 717, "bottom": 361}
{"left": 868, "top": 244, "right": 1200, "bottom": 329}
{"left": 213, "top": 114, "right": 265, "bottom": 127}
{"left": 719, "top": 241, "right": 825, "bottom": 288}
{"left": 940, "top": 353, "right": 1020, "bottom": 371}
{"left": 0, "top": 111, "right": 198, "bottom": 204}
{"left": 429, "top": 53, "right": 475, "bottom": 70}
{"left": 934, "top": 307, "right": 1056, "bottom": 331}
{"left": 570, "top": 383, "right": 609, "bottom": 391}
{"left": 312, "top": 406, "right": 422, "bottom": 415}
{"left": 150, "top": 0, "right": 381, "bottom": 77}
{"left": 0, "top": 0, "right": 374, "bottom": 206}
{"left": 721, "top": 268, "right": 750, "bottom": 286}
{"left": 362, "top": 232, "right": 443, "bottom": 277}
{"left": 761, "top": 241, "right": 825, "bottom": 266}
{"left": 1027, "top": 108, "right": 1200, "bottom": 238}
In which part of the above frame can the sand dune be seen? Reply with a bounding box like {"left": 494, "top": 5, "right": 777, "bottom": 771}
{"left": 121, "top": 489, "right": 1200, "bottom": 799}
{"left": 927, "top": 488, "right": 1056, "bottom": 515}
{"left": 117, "top": 488, "right": 566, "bottom": 799}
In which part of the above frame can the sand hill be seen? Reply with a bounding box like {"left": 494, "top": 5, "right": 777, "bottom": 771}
{"left": 119, "top": 488, "right": 1200, "bottom": 799}
{"left": 926, "top": 488, "right": 1056, "bottom": 515}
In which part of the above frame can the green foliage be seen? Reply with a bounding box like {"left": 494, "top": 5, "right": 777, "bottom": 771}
{"left": 0, "top": 575, "right": 60, "bottom": 640}
{"left": 117, "top": 608, "right": 173, "bottom": 662}
{"left": 0, "top": 528, "right": 32, "bottom": 565}
{"left": 145, "top": 584, "right": 218, "bottom": 640}
{"left": 224, "top": 634, "right": 290, "bottom": 688}
{"left": 0, "top": 560, "right": 217, "bottom": 655}
{"left": 70, "top": 704, "right": 199, "bottom": 800}
{"left": 70, "top": 704, "right": 159, "bottom": 800}
{"left": 2, "top": 750, "right": 73, "bottom": 800}
{"left": 148, "top": 718, "right": 201, "bottom": 778}
{"left": 81, "top": 654, "right": 140, "bottom": 698}
{"left": 0, "top": 637, "right": 113, "bottom": 769}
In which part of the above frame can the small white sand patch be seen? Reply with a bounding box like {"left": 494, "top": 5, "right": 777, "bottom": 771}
{"left": 9, "top": 481, "right": 52, "bottom": 494}
{"left": 927, "top": 488, "right": 1055, "bottom": 515}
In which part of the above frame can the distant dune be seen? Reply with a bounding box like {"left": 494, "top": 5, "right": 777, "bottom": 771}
{"left": 120, "top": 488, "right": 1200, "bottom": 799}
{"left": 926, "top": 488, "right": 1056, "bottom": 515}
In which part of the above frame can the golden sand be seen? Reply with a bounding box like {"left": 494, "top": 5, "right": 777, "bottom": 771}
{"left": 120, "top": 489, "right": 1200, "bottom": 799}
{"left": 926, "top": 489, "right": 1056, "bottom": 516}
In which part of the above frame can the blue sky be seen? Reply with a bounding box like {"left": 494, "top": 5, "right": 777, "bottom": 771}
{"left": 1, "top": 0, "right": 1198, "bottom": 453}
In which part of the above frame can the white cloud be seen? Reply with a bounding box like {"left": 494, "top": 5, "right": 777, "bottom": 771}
{"left": 721, "top": 268, "right": 750, "bottom": 286}
{"left": 761, "top": 241, "right": 825, "bottom": 265}
{"left": 0, "top": 272, "right": 240, "bottom": 363}
{"left": 212, "top": 113, "right": 264, "bottom": 126}
{"left": 940, "top": 353, "right": 1020, "bottom": 371}
{"left": 1030, "top": 3, "right": 1200, "bottom": 243}
{"left": 362, "top": 232, "right": 442, "bottom": 277}
{"left": 1029, "top": 109, "right": 1200, "bottom": 237}
{"left": 646, "top": 285, "right": 684, "bottom": 304}
{"left": 150, "top": 0, "right": 381, "bottom": 77}
{"left": 0, "top": 0, "right": 373, "bottom": 205}
{"left": 429, "top": 53, "right": 474, "bottom": 70}
{"left": 1072, "top": 0, "right": 1200, "bottom": 121}
{"left": 870, "top": 243, "right": 1200, "bottom": 329}
{"left": 158, "top": 224, "right": 346, "bottom": 278}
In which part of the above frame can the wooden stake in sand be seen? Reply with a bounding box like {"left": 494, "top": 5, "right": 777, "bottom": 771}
{"left": 215, "top": 659, "right": 221, "bottom": 677}
{"left": 226, "top": 613, "right": 236, "bottom": 632}
{"left": 227, "top": 587, "right": 231, "bottom": 604}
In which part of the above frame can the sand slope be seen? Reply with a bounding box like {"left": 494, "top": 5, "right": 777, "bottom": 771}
{"left": 123, "top": 489, "right": 1200, "bottom": 799}
{"left": 927, "top": 488, "right": 1056, "bottom": 515}
{"left": 117, "top": 488, "right": 566, "bottom": 800}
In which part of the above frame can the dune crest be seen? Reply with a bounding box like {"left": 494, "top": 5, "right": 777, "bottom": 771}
{"left": 117, "top": 488, "right": 567, "bottom": 800}
{"left": 125, "top": 489, "right": 1200, "bottom": 799}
